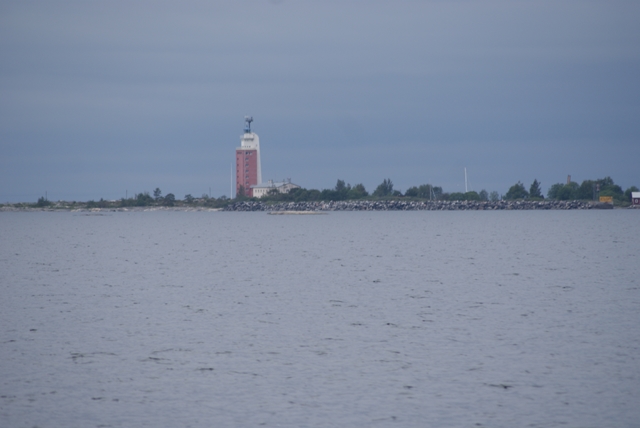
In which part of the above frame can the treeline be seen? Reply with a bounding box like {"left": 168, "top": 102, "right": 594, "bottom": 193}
{"left": 20, "top": 176, "right": 638, "bottom": 210}
{"left": 110, "top": 188, "right": 230, "bottom": 208}
{"left": 257, "top": 179, "right": 499, "bottom": 203}
{"left": 29, "top": 188, "right": 230, "bottom": 209}
{"left": 256, "top": 176, "right": 637, "bottom": 206}
{"left": 505, "top": 176, "right": 637, "bottom": 205}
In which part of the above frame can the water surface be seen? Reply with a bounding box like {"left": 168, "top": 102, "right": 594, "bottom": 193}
{"left": 1, "top": 211, "right": 638, "bottom": 427}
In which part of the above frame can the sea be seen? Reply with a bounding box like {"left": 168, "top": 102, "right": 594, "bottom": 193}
{"left": 1, "top": 210, "right": 638, "bottom": 427}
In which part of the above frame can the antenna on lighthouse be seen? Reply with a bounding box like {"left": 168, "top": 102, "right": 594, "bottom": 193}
{"left": 244, "top": 116, "right": 253, "bottom": 133}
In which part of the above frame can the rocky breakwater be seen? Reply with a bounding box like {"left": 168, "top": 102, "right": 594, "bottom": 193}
{"left": 224, "top": 200, "right": 607, "bottom": 212}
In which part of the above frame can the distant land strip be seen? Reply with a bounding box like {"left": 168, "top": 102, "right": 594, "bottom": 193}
{"left": 226, "top": 200, "right": 617, "bottom": 211}
{"left": 1, "top": 200, "right": 628, "bottom": 212}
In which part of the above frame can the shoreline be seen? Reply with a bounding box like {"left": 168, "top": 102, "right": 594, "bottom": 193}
{"left": 1, "top": 200, "right": 627, "bottom": 212}
{"left": 225, "top": 199, "right": 618, "bottom": 211}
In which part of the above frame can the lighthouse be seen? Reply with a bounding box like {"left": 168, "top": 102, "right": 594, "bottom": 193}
{"left": 235, "top": 116, "right": 262, "bottom": 197}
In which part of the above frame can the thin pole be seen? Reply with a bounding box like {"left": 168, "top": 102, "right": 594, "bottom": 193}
{"left": 464, "top": 168, "right": 468, "bottom": 193}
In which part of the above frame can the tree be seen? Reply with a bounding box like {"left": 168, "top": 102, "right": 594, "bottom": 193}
{"left": 489, "top": 191, "right": 500, "bottom": 201}
{"left": 419, "top": 185, "right": 432, "bottom": 199}
{"left": 529, "top": 179, "right": 543, "bottom": 199}
{"left": 153, "top": 188, "right": 162, "bottom": 201}
{"left": 335, "top": 179, "right": 348, "bottom": 193}
{"left": 36, "top": 196, "right": 51, "bottom": 207}
{"left": 432, "top": 186, "right": 443, "bottom": 199}
{"left": 479, "top": 189, "right": 489, "bottom": 201}
{"left": 332, "top": 179, "right": 351, "bottom": 200}
{"left": 135, "top": 192, "right": 154, "bottom": 206}
{"left": 624, "top": 186, "right": 639, "bottom": 201}
{"left": 576, "top": 180, "right": 596, "bottom": 200}
{"left": 548, "top": 182, "right": 579, "bottom": 200}
{"left": 404, "top": 186, "right": 419, "bottom": 197}
{"left": 448, "top": 191, "right": 479, "bottom": 201}
{"left": 591, "top": 176, "right": 623, "bottom": 201}
{"left": 505, "top": 182, "right": 529, "bottom": 200}
{"left": 405, "top": 184, "right": 435, "bottom": 199}
{"left": 547, "top": 183, "right": 563, "bottom": 200}
{"left": 163, "top": 193, "right": 176, "bottom": 207}
{"left": 236, "top": 185, "right": 246, "bottom": 199}
{"left": 184, "top": 194, "right": 194, "bottom": 204}
{"left": 464, "top": 191, "right": 480, "bottom": 201}
{"left": 373, "top": 179, "right": 394, "bottom": 197}
{"left": 449, "top": 192, "right": 466, "bottom": 201}
{"left": 347, "top": 183, "right": 368, "bottom": 199}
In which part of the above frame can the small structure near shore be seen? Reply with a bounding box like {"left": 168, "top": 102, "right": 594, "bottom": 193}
{"left": 251, "top": 179, "right": 300, "bottom": 198}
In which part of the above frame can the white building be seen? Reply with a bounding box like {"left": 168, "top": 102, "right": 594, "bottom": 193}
{"left": 251, "top": 179, "right": 301, "bottom": 198}
{"left": 632, "top": 192, "right": 640, "bottom": 207}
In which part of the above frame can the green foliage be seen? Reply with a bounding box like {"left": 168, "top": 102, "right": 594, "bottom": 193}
{"left": 304, "top": 179, "right": 368, "bottom": 201}
{"left": 548, "top": 177, "right": 629, "bottom": 202}
{"left": 624, "top": 186, "right": 639, "bottom": 201}
{"left": 23, "top": 176, "right": 633, "bottom": 209}
{"left": 547, "top": 183, "right": 563, "bottom": 199}
{"left": 162, "top": 193, "right": 176, "bottom": 207}
{"left": 328, "top": 179, "right": 351, "bottom": 200}
{"left": 372, "top": 179, "right": 394, "bottom": 197}
{"left": 404, "top": 184, "right": 438, "bottom": 199}
{"left": 561, "top": 182, "right": 580, "bottom": 200}
{"left": 84, "top": 199, "right": 109, "bottom": 208}
{"left": 404, "top": 186, "right": 418, "bottom": 197}
{"left": 448, "top": 191, "right": 480, "bottom": 201}
{"left": 236, "top": 185, "right": 247, "bottom": 200}
{"left": 529, "top": 179, "right": 543, "bottom": 199}
{"left": 119, "top": 197, "right": 134, "bottom": 207}
{"left": 432, "top": 187, "right": 443, "bottom": 199}
{"left": 548, "top": 182, "right": 579, "bottom": 200}
{"left": 505, "top": 182, "right": 529, "bottom": 200}
{"left": 590, "top": 176, "right": 623, "bottom": 201}
{"left": 136, "top": 192, "right": 154, "bottom": 206}
{"left": 575, "top": 180, "right": 595, "bottom": 200}
{"left": 347, "top": 183, "right": 368, "bottom": 199}
{"left": 36, "top": 196, "right": 51, "bottom": 207}
{"left": 599, "top": 188, "right": 622, "bottom": 200}
{"left": 464, "top": 191, "right": 480, "bottom": 201}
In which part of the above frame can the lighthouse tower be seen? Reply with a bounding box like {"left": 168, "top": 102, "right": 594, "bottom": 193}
{"left": 235, "top": 116, "right": 262, "bottom": 197}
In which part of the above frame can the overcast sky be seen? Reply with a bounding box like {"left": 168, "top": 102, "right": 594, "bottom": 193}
{"left": 1, "top": 0, "right": 639, "bottom": 202}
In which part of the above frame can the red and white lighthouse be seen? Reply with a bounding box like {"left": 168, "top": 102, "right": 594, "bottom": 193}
{"left": 235, "top": 116, "right": 262, "bottom": 198}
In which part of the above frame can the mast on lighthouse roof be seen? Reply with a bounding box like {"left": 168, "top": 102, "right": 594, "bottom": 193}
{"left": 244, "top": 116, "right": 253, "bottom": 133}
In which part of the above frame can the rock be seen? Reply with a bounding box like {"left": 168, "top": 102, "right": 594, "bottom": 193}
{"left": 223, "top": 199, "right": 595, "bottom": 212}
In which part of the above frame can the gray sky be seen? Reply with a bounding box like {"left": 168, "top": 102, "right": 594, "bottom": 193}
{"left": 1, "top": 0, "right": 639, "bottom": 202}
